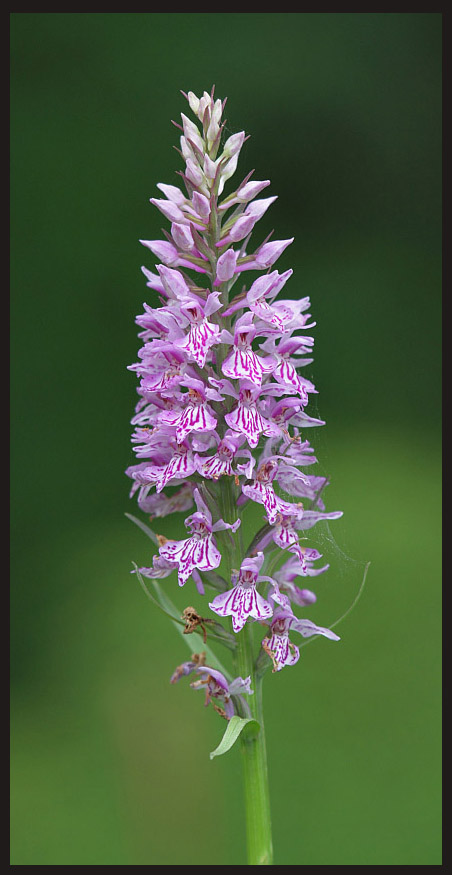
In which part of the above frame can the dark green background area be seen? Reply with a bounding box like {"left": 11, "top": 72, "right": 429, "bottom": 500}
{"left": 10, "top": 13, "right": 441, "bottom": 865}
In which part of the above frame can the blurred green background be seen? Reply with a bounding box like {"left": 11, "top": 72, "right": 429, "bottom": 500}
{"left": 10, "top": 12, "right": 441, "bottom": 865}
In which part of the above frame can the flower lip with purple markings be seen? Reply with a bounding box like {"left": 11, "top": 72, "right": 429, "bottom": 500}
{"left": 262, "top": 589, "right": 340, "bottom": 672}
{"left": 158, "top": 488, "right": 240, "bottom": 587}
{"left": 221, "top": 312, "right": 276, "bottom": 387}
{"left": 241, "top": 457, "right": 304, "bottom": 525}
{"left": 209, "top": 552, "right": 273, "bottom": 633}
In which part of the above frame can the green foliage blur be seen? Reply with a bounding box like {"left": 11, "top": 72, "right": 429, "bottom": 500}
{"left": 10, "top": 12, "right": 441, "bottom": 865}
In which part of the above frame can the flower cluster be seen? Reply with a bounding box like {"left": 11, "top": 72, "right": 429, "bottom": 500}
{"left": 126, "top": 88, "right": 342, "bottom": 713}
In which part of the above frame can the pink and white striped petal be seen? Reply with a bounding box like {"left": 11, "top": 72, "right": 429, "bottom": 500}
{"left": 242, "top": 481, "right": 300, "bottom": 525}
{"left": 177, "top": 401, "right": 217, "bottom": 442}
{"left": 225, "top": 397, "right": 278, "bottom": 449}
{"left": 154, "top": 445, "right": 198, "bottom": 492}
{"left": 264, "top": 633, "right": 300, "bottom": 671}
{"left": 178, "top": 318, "right": 220, "bottom": 368}
{"left": 160, "top": 394, "right": 217, "bottom": 442}
{"left": 160, "top": 532, "right": 221, "bottom": 586}
{"left": 272, "top": 516, "right": 306, "bottom": 560}
{"left": 198, "top": 452, "right": 233, "bottom": 480}
{"left": 222, "top": 348, "right": 275, "bottom": 387}
{"left": 209, "top": 583, "right": 273, "bottom": 633}
{"left": 273, "top": 358, "right": 309, "bottom": 401}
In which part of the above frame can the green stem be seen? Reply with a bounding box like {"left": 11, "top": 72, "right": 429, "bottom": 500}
{"left": 206, "top": 177, "right": 273, "bottom": 866}
{"left": 234, "top": 622, "right": 273, "bottom": 865}
{"left": 222, "top": 478, "right": 273, "bottom": 865}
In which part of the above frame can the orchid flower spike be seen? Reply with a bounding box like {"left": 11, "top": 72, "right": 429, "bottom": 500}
{"left": 126, "top": 87, "right": 345, "bottom": 866}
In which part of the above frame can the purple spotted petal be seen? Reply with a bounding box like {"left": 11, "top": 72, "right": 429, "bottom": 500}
{"left": 222, "top": 347, "right": 275, "bottom": 387}
{"left": 272, "top": 516, "right": 305, "bottom": 558}
{"left": 225, "top": 396, "right": 279, "bottom": 448}
{"left": 265, "top": 633, "right": 300, "bottom": 671}
{"left": 160, "top": 397, "right": 217, "bottom": 442}
{"left": 242, "top": 480, "right": 300, "bottom": 525}
{"left": 154, "top": 445, "right": 198, "bottom": 492}
{"left": 177, "top": 318, "right": 220, "bottom": 367}
{"left": 160, "top": 532, "right": 221, "bottom": 586}
{"left": 209, "top": 582, "right": 273, "bottom": 632}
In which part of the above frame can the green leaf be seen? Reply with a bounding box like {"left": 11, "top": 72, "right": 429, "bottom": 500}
{"left": 209, "top": 716, "right": 260, "bottom": 760}
{"left": 125, "top": 512, "right": 159, "bottom": 545}
{"left": 133, "top": 563, "right": 183, "bottom": 624}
